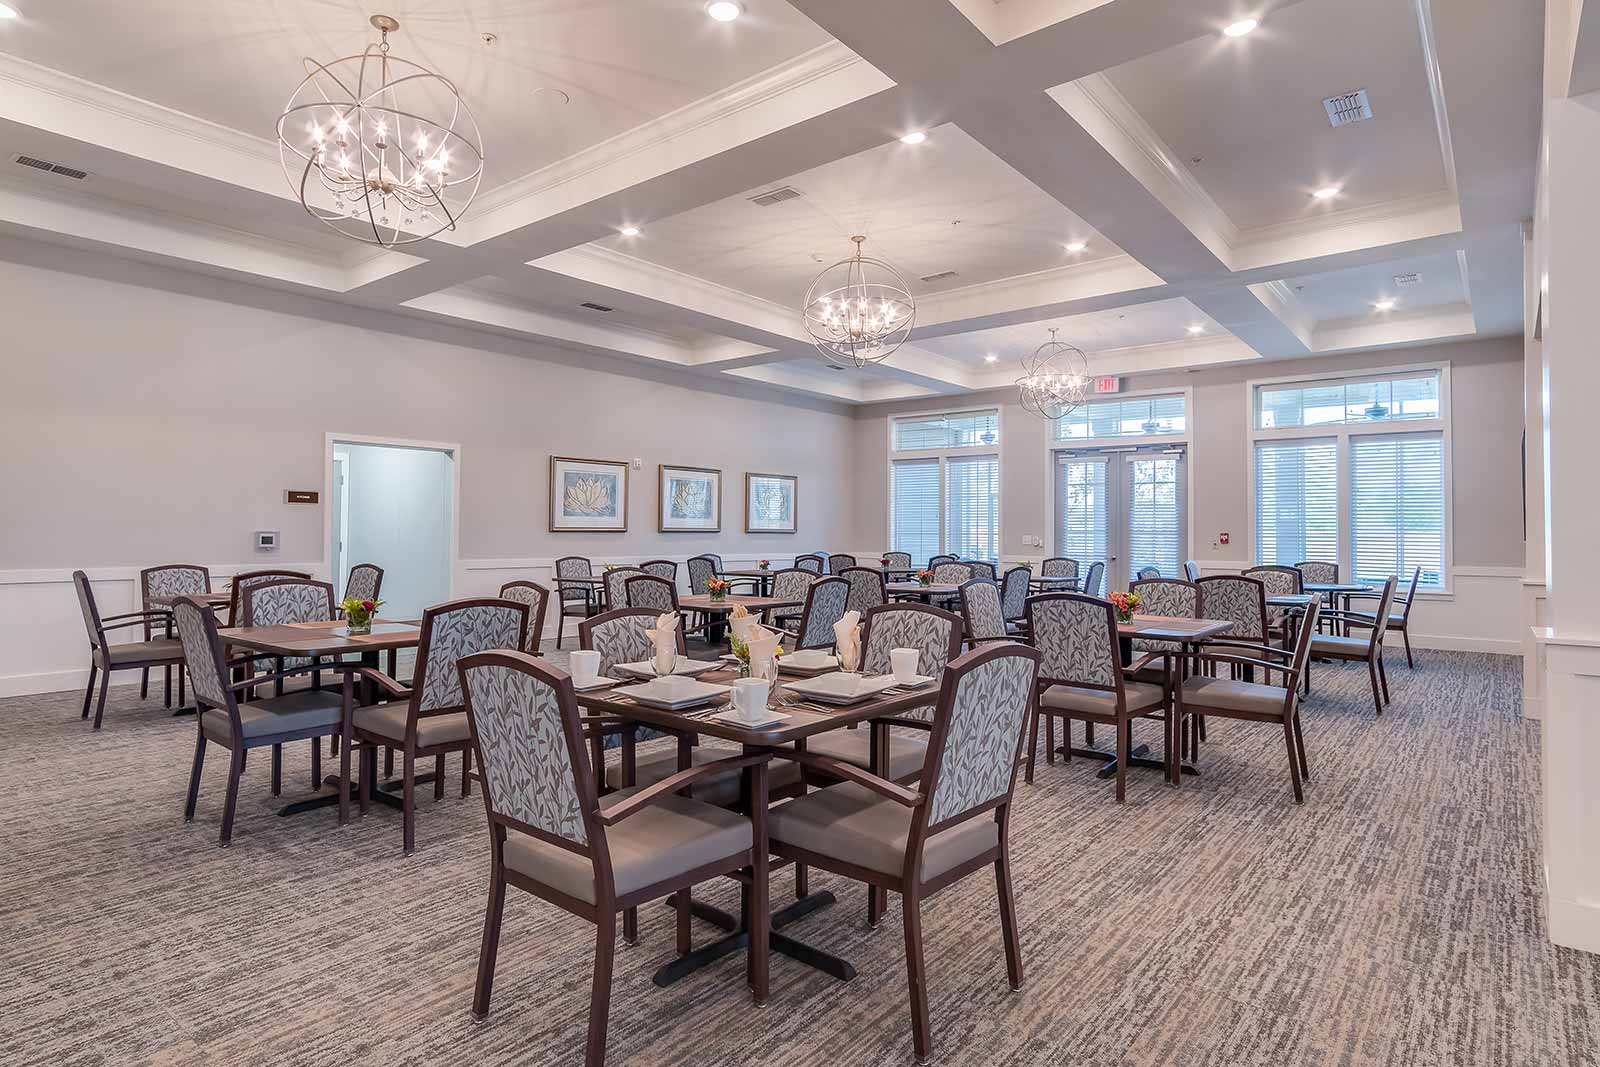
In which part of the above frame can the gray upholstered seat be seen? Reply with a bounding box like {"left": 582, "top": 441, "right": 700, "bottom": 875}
{"left": 1039, "top": 681, "right": 1165, "bottom": 715}
{"left": 353, "top": 703, "right": 471, "bottom": 747}
{"left": 769, "top": 780, "right": 998, "bottom": 881}
{"left": 107, "top": 638, "right": 183, "bottom": 665}
{"left": 200, "top": 688, "right": 343, "bottom": 744}
{"left": 604, "top": 743, "right": 801, "bottom": 806}
{"left": 503, "top": 789, "right": 751, "bottom": 905}
{"left": 1309, "top": 634, "right": 1371, "bottom": 655}
{"left": 798, "top": 729, "right": 928, "bottom": 783}
{"left": 1179, "top": 676, "right": 1288, "bottom": 716}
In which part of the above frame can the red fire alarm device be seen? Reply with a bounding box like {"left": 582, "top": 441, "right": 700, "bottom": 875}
{"left": 1219, "top": 532, "right": 1231, "bottom": 545}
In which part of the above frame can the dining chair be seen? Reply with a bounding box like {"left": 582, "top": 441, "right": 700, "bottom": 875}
{"left": 640, "top": 559, "right": 678, "bottom": 584}
{"left": 1127, "top": 578, "right": 1199, "bottom": 685}
{"left": 1135, "top": 565, "right": 1162, "bottom": 581}
{"left": 964, "top": 560, "right": 997, "bottom": 580}
{"left": 828, "top": 553, "right": 858, "bottom": 575}
{"left": 1040, "top": 557, "right": 1079, "bottom": 582}
{"left": 554, "top": 557, "right": 600, "bottom": 649}
{"left": 686, "top": 555, "right": 720, "bottom": 594}
{"left": 785, "top": 576, "right": 850, "bottom": 651}
{"left": 882, "top": 551, "right": 913, "bottom": 574}
{"left": 958, "top": 578, "right": 1009, "bottom": 646}
{"left": 1345, "top": 566, "right": 1421, "bottom": 667}
{"left": 172, "top": 596, "right": 348, "bottom": 846}
{"left": 931, "top": 562, "right": 971, "bottom": 585}
{"left": 1080, "top": 561, "right": 1106, "bottom": 597}
{"left": 601, "top": 567, "right": 643, "bottom": 612}
{"left": 624, "top": 574, "right": 680, "bottom": 615}
{"left": 139, "top": 564, "right": 210, "bottom": 707}
{"left": 1295, "top": 560, "right": 1339, "bottom": 584}
{"left": 767, "top": 566, "right": 817, "bottom": 631}
{"left": 343, "top": 563, "right": 384, "bottom": 605}
{"left": 225, "top": 569, "right": 313, "bottom": 627}
{"left": 498, "top": 581, "right": 552, "bottom": 654}
{"left": 1243, "top": 565, "right": 1303, "bottom": 642}
{"left": 241, "top": 578, "right": 337, "bottom": 701}
{"left": 768, "top": 642, "right": 1039, "bottom": 1064}
{"left": 999, "top": 567, "right": 1031, "bottom": 634}
{"left": 1024, "top": 592, "right": 1175, "bottom": 801}
{"left": 840, "top": 566, "right": 888, "bottom": 615}
{"left": 1306, "top": 576, "right": 1398, "bottom": 716}
{"left": 581, "top": 607, "right": 686, "bottom": 799}
{"left": 1182, "top": 560, "right": 1202, "bottom": 582}
{"left": 927, "top": 554, "right": 958, "bottom": 570}
{"left": 794, "top": 553, "right": 825, "bottom": 574}
{"left": 1179, "top": 599, "right": 1322, "bottom": 803}
{"left": 1195, "top": 575, "right": 1269, "bottom": 680}
{"left": 459, "top": 649, "right": 771, "bottom": 1067}
{"left": 73, "top": 570, "right": 186, "bottom": 730}
{"left": 347, "top": 597, "right": 529, "bottom": 854}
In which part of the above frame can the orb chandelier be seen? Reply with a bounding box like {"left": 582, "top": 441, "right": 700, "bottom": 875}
{"left": 276, "top": 15, "right": 484, "bottom": 248}
{"left": 1016, "top": 328, "right": 1090, "bottom": 420}
{"left": 802, "top": 235, "right": 915, "bottom": 368}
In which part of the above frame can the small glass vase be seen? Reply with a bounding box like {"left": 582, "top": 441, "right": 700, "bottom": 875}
{"left": 709, "top": 590, "right": 727, "bottom": 603}
{"left": 1116, "top": 608, "right": 1134, "bottom": 624}
{"left": 347, "top": 616, "right": 373, "bottom": 635}
{"left": 736, "top": 658, "right": 750, "bottom": 678}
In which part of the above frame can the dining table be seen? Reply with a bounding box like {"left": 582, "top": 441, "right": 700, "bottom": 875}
{"left": 885, "top": 581, "right": 963, "bottom": 603}
{"left": 679, "top": 593, "right": 801, "bottom": 643}
{"left": 216, "top": 617, "right": 423, "bottom": 818}
{"left": 576, "top": 665, "right": 940, "bottom": 989}
{"left": 719, "top": 568, "right": 778, "bottom": 596}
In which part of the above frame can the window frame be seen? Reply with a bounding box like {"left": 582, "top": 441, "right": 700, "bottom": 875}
{"left": 1245, "top": 362, "right": 1453, "bottom": 596}
{"left": 1053, "top": 388, "right": 1192, "bottom": 445}
{"left": 888, "top": 406, "right": 1002, "bottom": 564}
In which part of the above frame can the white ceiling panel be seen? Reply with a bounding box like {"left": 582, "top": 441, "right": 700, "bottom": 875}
{"left": 1285, "top": 251, "right": 1468, "bottom": 322}
{"left": 917, "top": 297, "right": 1222, "bottom": 368}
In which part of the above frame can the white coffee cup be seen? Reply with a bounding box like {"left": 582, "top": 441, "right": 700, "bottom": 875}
{"left": 890, "top": 647, "right": 919, "bottom": 685}
{"left": 731, "top": 677, "right": 770, "bottom": 718}
{"left": 569, "top": 650, "right": 600, "bottom": 687}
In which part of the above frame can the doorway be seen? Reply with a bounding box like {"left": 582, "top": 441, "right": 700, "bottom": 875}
{"left": 1053, "top": 446, "right": 1188, "bottom": 592}
{"left": 327, "top": 435, "right": 457, "bottom": 618}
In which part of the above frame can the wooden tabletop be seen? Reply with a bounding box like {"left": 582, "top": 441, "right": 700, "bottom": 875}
{"left": 1267, "top": 594, "right": 1318, "bottom": 608}
{"left": 679, "top": 593, "right": 800, "bottom": 613}
{"left": 576, "top": 666, "right": 939, "bottom": 746}
{"left": 886, "top": 582, "right": 963, "bottom": 596}
{"left": 151, "top": 591, "right": 232, "bottom": 608}
{"left": 1117, "top": 614, "right": 1233, "bottom": 641}
{"left": 1302, "top": 582, "right": 1373, "bottom": 594}
{"left": 720, "top": 569, "right": 778, "bottom": 578}
{"left": 218, "top": 618, "right": 422, "bottom": 656}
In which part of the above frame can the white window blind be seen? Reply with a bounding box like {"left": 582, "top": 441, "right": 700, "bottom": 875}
{"left": 1057, "top": 394, "right": 1186, "bottom": 440}
{"left": 1126, "top": 456, "right": 1184, "bottom": 579}
{"left": 944, "top": 454, "right": 1000, "bottom": 562}
{"left": 890, "top": 459, "right": 941, "bottom": 565}
{"left": 1351, "top": 433, "right": 1445, "bottom": 588}
{"left": 1254, "top": 440, "right": 1338, "bottom": 566}
{"left": 893, "top": 410, "right": 1000, "bottom": 450}
{"left": 1056, "top": 456, "right": 1108, "bottom": 567}
{"left": 1257, "top": 372, "right": 1440, "bottom": 429}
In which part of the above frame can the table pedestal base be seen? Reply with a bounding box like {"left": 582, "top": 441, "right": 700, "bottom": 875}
{"left": 650, "top": 890, "right": 853, "bottom": 987}
{"left": 275, "top": 772, "right": 438, "bottom": 817}
{"left": 1055, "top": 742, "right": 1200, "bottom": 779}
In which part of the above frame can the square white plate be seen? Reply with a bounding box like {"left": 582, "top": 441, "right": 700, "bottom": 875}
{"left": 708, "top": 707, "right": 790, "bottom": 728}
{"left": 781, "top": 673, "right": 901, "bottom": 705}
{"left": 614, "top": 678, "right": 732, "bottom": 710}
{"left": 571, "top": 676, "right": 621, "bottom": 692}
{"left": 777, "top": 650, "right": 839, "bottom": 676}
{"left": 613, "top": 659, "right": 721, "bottom": 681}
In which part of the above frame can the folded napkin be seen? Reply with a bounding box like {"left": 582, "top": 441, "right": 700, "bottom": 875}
{"left": 834, "top": 610, "right": 862, "bottom": 672}
{"left": 646, "top": 612, "right": 679, "bottom": 674}
{"left": 747, "top": 626, "right": 782, "bottom": 682}
{"left": 728, "top": 603, "right": 763, "bottom": 645}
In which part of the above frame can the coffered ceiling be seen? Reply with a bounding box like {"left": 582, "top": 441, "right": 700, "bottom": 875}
{"left": 0, "top": 0, "right": 1540, "bottom": 407}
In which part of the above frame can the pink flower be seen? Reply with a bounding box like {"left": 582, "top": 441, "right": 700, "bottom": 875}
{"left": 361, "top": 600, "right": 375, "bottom": 611}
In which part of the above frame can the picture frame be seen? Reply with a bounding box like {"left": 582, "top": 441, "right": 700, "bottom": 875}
{"left": 549, "top": 456, "right": 629, "bottom": 532}
{"left": 744, "top": 472, "right": 798, "bottom": 534}
{"left": 658, "top": 464, "right": 722, "bottom": 532}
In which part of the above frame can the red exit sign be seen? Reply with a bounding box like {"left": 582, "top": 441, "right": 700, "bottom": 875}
{"left": 1093, "top": 376, "right": 1121, "bottom": 394}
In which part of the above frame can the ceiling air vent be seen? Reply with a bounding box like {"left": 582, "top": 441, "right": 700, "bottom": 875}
{"left": 578, "top": 301, "right": 614, "bottom": 313}
{"left": 1322, "top": 89, "right": 1372, "bottom": 128}
{"left": 919, "top": 270, "right": 958, "bottom": 284}
{"left": 13, "top": 154, "right": 90, "bottom": 180}
{"left": 1393, "top": 272, "right": 1423, "bottom": 287}
{"left": 748, "top": 186, "right": 802, "bottom": 207}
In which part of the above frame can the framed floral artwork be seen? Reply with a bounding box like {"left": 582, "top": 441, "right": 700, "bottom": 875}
{"left": 658, "top": 464, "right": 722, "bottom": 532}
{"left": 744, "top": 472, "right": 797, "bottom": 533}
{"left": 549, "top": 456, "right": 629, "bottom": 532}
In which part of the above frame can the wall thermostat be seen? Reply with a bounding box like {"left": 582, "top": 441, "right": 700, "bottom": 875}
{"left": 255, "top": 530, "right": 280, "bottom": 551}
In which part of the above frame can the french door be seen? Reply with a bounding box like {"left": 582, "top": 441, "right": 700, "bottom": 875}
{"left": 1054, "top": 447, "right": 1187, "bottom": 592}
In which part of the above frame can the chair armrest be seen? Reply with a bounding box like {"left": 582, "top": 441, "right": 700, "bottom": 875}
{"left": 330, "top": 665, "right": 413, "bottom": 700}
{"left": 1317, "top": 611, "right": 1379, "bottom": 629}
{"left": 595, "top": 754, "right": 771, "bottom": 825}
{"left": 1193, "top": 652, "right": 1294, "bottom": 675}
{"left": 1197, "top": 639, "right": 1294, "bottom": 658}
{"left": 105, "top": 609, "right": 173, "bottom": 623}
{"left": 769, "top": 749, "right": 924, "bottom": 806}
{"left": 1123, "top": 651, "right": 1170, "bottom": 676}
{"left": 99, "top": 618, "right": 169, "bottom": 634}
{"left": 227, "top": 662, "right": 346, "bottom": 693}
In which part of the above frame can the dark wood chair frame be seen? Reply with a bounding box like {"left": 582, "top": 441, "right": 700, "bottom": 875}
{"left": 462, "top": 650, "right": 770, "bottom": 1067}
{"left": 1344, "top": 566, "right": 1421, "bottom": 667}
{"left": 139, "top": 563, "right": 211, "bottom": 707}
{"left": 771, "top": 642, "right": 1037, "bottom": 1064}
{"left": 1022, "top": 592, "right": 1177, "bottom": 801}
{"left": 1305, "top": 576, "right": 1398, "bottom": 716}
{"left": 341, "top": 562, "right": 385, "bottom": 604}
{"left": 926, "top": 553, "right": 959, "bottom": 570}
{"left": 784, "top": 575, "right": 849, "bottom": 651}
{"left": 827, "top": 552, "right": 858, "bottom": 575}
{"left": 225, "top": 569, "right": 313, "bottom": 626}
{"left": 344, "top": 597, "right": 530, "bottom": 854}
{"left": 498, "top": 580, "right": 552, "bottom": 654}
{"left": 1079, "top": 560, "right": 1106, "bottom": 597}
{"left": 74, "top": 570, "right": 186, "bottom": 730}
{"left": 838, "top": 565, "right": 888, "bottom": 616}
{"left": 553, "top": 556, "right": 602, "bottom": 649}
{"left": 793, "top": 553, "right": 826, "bottom": 574}
{"left": 957, "top": 577, "right": 1010, "bottom": 646}
{"left": 638, "top": 559, "right": 679, "bottom": 585}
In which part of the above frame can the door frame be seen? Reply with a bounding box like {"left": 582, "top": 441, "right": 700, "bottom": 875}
{"left": 322, "top": 432, "right": 462, "bottom": 600}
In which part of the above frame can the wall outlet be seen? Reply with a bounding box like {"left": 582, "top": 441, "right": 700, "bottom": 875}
{"left": 631, "top": 458, "right": 642, "bottom": 470}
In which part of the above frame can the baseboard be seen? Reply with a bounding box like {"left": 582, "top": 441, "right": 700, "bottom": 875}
{"left": 1548, "top": 895, "right": 1600, "bottom": 955}
{"left": 1402, "top": 634, "right": 1522, "bottom": 656}
{"left": 0, "top": 667, "right": 143, "bottom": 700}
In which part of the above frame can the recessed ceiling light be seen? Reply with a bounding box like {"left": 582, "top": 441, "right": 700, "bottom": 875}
{"left": 0, "top": 3, "right": 19, "bottom": 18}
{"left": 984, "top": 353, "right": 998, "bottom": 363}
{"left": 1373, "top": 298, "right": 1396, "bottom": 312}
{"left": 1312, "top": 185, "right": 1341, "bottom": 200}
{"left": 1065, "top": 240, "right": 1088, "bottom": 253}
{"left": 705, "top": 1, "right": 743, "bottom": 22}
{"left": 619, "top": 226, "right": 640, "bottom": 237}
{"left": 1186, "top": 324, "right": 1206, "bottom": 335}
{"left": 899, "top": 131, "right": 927, "bottom": 145}
{"left": 1223, "top": 17, "right": 1259, "bottom": 37}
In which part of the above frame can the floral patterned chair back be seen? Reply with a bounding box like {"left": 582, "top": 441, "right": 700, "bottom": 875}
{"left": 770, "top": 567, "right": 818, "bottom": 605}
{"left": 640, "top": 559, "right": 678, "bottom": 583}
{"left": 580, "top": 608, "right": 687, "bottom": 677}
{"left": 1135, "top": 566, "right": 1162, "bottom": 581}
{"left": 927, "top": 554, "right": 958, "bottom": 570}
{"left": 343, "top": 563, "right": 384, "bottom": 604}
{"left": 1196, "top": 575, "right": 1267, "bottom": 643}
{"left": 1295, "top": 560, "right": 1339, "bottom": 585}
{"left": 624, "top": 575, "right": 679, "bottom": 613}
{"left": 921, "top": 644, "right": 1040, "bottom": 828}
{"left": 862, "top": 603, "right": 963, "bottom": 723}
{"left": 226, "top": 569, "right": 312, "bottom": 626}
{"left": 686, "top": 555, "right": 720, "bottom": 595}
{"left": 959, "top": 579, "right": 1008, "bottom": 643}
{"left": 964, "top": 560, "right": 997, "bottom": 580}
{"left": 170, "top": 596, "right": 235, "bottom": 712}
{"left": 794, "top": 554, "right": 825, "bottom": 574}
{"left": 242, "top": 578, "right": 335, "bottom": 669}
{"left": 882, "top": 551, "right": 912, "bottom": 572}
{"left": 1244, "top": 566, "right": 1303, "bottom": 597}
{"left": 840, "top": 567, "right": 886, "bottom": 615}
{"left": 602, "top": 567, "right": 643, "bottom": 609}
{"left": 410, "top": 599, "right": 528, "bottom": 718}
{"left": 498, "top": 581, "right": 551, "bottom": 653}
{"left": 1129, "top": 578, "right": 1198, "bottom": 654}
{"left": 1000, "top": 567, "right": 1030, "bottom": 622}
{"left": 1081, "top": 561, "right": 1106, "bottom": 597}
{"left": 555, "top": 556, "right": 594, "bottom": 606}
{"left": 141, "top": 564, "right": 210, "bottom": 610}
{"left": 794, "top": 577, "right": 850, "bottom": 650}
{"left": 828, "top": 553, "right": 857, "bottom": 575}
{"left": 1025, "top": 593, "right": 1121, "bottom": 693}
{"left": 1041, "top": 557, "right": 1079, "bottom": 579}
{"left": 932, "top": 562, "right": 972, "bottom": 585}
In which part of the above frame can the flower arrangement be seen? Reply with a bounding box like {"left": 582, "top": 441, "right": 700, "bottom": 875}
{"left": 757, "top": 559, "right": 770, "bottom": 571}
{"left": 341, "top": 596, "right": 383, "bottom": 635}
{"left": 729, "top": 632, "right": 783, "bottom": 676}
{"left": 880, "top": 556, "right": 891, "bottom": 567}
{"left": 915, "top": 569, "right": 934, "bottom": 587}
{"left": 706, "top": 577, "right": 730, "bottom": 602}
{"left": 1108, "top": 590, "right": 1142, "bottom": 623}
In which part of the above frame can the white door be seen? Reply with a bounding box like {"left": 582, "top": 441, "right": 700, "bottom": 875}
{"left": 1055, "top": 448, "right": 1187, "bottom": 592}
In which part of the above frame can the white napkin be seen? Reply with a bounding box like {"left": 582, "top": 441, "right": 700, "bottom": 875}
{"left": 834, "top": 610, "right": 862, "bottom": 672}
{"left": 646, "top": 612, "right": 679, "bottom": 675}
{"left": 747, "top": 626, "right": 782, "bottom": 682}
{"left": 728, "top": 603, "right": 762, "bottom": 645}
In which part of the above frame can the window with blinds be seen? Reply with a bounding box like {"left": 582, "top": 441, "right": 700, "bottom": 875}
{"left": 1126, "top": 456, "right": 1184, "bottom": 579}
{"left": 945, "top": 454, "right": 1000, "bottom": 562}
{"left": 890, "top": 459, "right": 941, "bottom": 565}
{"left": 893, "top": 410, "right": 1000, "bottom": 450}
{"left": 1351, "top": 433, "right": 1445, "bottom": 588}
{"left": 1055, "top": 456, "right": 1108, "bottom": 567}
{"left": 1057, "top": 393, "right": 1186, "bottom": 441}
{"left": 1254, "top": 440, "right": 1338, "bottom": 566}
{"left": 1256, "top": 372, "right": 1440, "bottom": 429}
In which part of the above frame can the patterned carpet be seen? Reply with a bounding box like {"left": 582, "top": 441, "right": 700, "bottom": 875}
{"left": 2, "top": 648, "right": 1596, "bottom": 1067}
